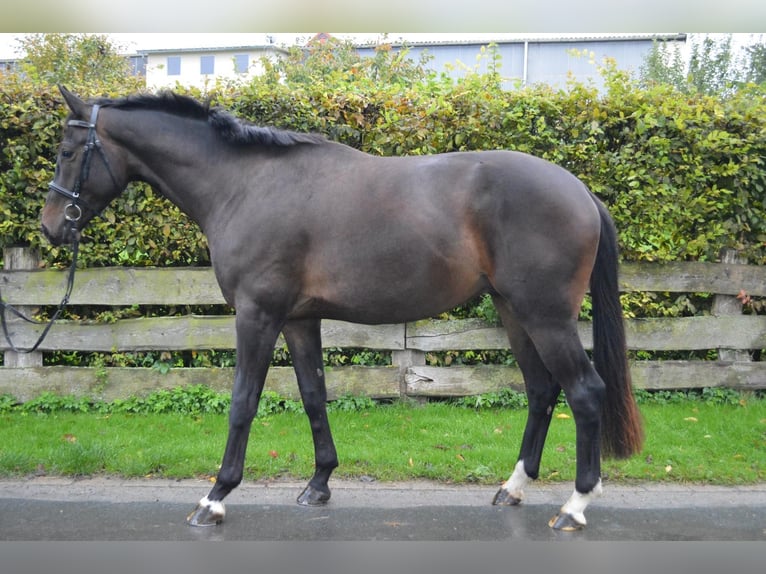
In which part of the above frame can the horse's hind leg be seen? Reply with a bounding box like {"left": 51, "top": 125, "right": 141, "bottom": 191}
{"left": 491, "top": 297, "right": 562, "bottom": 506}
{"left": 282, "top": 318, "right": 339, "bottom": 505}
{"left": 534, "top": 325, "right": 605, "bottom": 530}
{"left": 491, "top": 296, "right": 606, "bottom": 530}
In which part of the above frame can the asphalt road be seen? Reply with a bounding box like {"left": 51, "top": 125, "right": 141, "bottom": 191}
{"left": 1, "top": 476, "right": 765, "bottom": 541}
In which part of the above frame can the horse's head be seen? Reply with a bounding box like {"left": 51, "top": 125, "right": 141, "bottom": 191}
{"left": 41, "top": 86, "right": 127, "bottom": 246}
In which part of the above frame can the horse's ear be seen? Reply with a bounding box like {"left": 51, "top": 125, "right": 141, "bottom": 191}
{"left": 58, "top": 85, "right": 89, "bottom": 118}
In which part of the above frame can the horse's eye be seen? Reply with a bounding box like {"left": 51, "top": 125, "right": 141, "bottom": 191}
{"left": 61, "top": 150, "right": 74, "bottom": 159}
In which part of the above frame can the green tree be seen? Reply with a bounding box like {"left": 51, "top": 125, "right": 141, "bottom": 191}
{"left": 639, "top": 34, "right": 744, "bottom": 96}
{"left": 639, "top": 40, "right": 686, "bottom": 90}
{"left": 687, "top": 34, "right": 739, "bottom": 95}
{"left": 744, "top": 41, "right": 766, "bottom": 84}
{"left": 16, "top": 33, "right": 132, "bottom": 86}
{"left": 266, "top": 34, "right": 433, "bottom": 90}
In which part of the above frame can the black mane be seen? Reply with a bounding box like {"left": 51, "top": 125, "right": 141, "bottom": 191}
{"left": 97, "top": 91, "right": 325, "bottom": 147}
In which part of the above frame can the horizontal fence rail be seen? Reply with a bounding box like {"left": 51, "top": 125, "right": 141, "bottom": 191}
{"left": 6, "top": 261, "right": 766, "bottom": 305}
{"left": 3, "top": 247, "right": 766, "bottom": 401}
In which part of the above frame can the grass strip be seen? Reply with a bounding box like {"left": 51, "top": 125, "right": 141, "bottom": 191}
{"left": 1, "top": 397, "right": 764, "bottom": 485}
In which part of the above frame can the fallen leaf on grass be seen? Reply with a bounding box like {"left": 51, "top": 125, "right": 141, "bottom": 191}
{"left": 684, "top": 417, "right": 698, "bottom": 422}
{"left": 555, "top": 413, "right": 570, "bottom": 419}
{"left": 737, "top": 289, "right": 751, "bottom": 305}
{"left": 62, "top": 434, "right": 77, "bottom": 443}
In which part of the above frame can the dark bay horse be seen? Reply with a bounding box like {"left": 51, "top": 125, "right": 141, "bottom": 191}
{"left": 42, "top": 86, "right": 643, "bottom": 531}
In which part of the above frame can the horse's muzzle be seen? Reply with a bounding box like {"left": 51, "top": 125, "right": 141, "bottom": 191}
{"left": 41, "top": 222, "right": 78, "bottom": 247}
{"left": 41, "top": 223, "right": 60, "bottom": 246}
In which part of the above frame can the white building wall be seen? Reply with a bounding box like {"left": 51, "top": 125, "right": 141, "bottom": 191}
{"left": 143, "top": 46, "right": 285, "bottom": 89}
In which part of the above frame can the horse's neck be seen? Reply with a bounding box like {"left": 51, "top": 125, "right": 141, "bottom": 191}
{"left": 118, "top": 113, "right": 222, "bottom": 229}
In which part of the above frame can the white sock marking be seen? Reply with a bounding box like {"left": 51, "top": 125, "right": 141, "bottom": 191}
{"left": 559, "top": 479, "right": 602, "bottom": 526}
{"left": 199, "top": 495, "right": 226, "bottom": 518}
{"left": 501, "top": 460, "right": 530, "bottom": 500}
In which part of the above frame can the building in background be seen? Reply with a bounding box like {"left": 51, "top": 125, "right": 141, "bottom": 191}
{"left": 136, "top": 33, "right": 685, "bottom": 91}
{"left": 0, "top": 58, "right": 19, "bottom": 75}
{"left": 136, "top": 44, "right": 288, "bottom": 89}
{"left": 356, "top": 34, "right": 687, "bottom": 91}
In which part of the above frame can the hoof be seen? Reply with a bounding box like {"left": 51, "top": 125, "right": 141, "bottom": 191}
{"left": 492, "top": 488, "right": 522, "bottom": 506}
{"left": 548, "top": 512, "right": 585, "bottom": 531}
{"left": 187, "top": 496, "right": 225, "bottom": 527}
{"left": 297, "top": 484, "right": 331, "bottom": 506}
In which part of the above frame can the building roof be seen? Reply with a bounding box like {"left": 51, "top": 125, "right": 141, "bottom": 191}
{"left": 135, "top": 34, "right": 687, "bottom": 56}
{"left": 355, "top": 33, "right": 687, "bottom": 48}
{"left": 137, "top": 44, "right": 288, "bottom": 56}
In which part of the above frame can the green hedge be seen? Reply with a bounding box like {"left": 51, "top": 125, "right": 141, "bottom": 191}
{"left": 2, "top": 63, "right": 766, "bottom": 270}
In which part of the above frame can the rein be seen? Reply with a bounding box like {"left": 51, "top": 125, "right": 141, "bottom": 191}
{"left": 0, "top": 239, "right": 79, "bottom": 354}
{"left": 0, "top": 103, "right": 115, "bottom": 354}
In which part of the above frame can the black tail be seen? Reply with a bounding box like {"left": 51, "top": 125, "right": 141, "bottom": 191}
{"left": 589, "top": 196, "right": 644, "bottom": 459}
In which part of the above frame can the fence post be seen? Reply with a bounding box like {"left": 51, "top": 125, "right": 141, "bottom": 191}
{"left": 712, "top": 248, "right": 750, "bottom": 363}
{"left": 2, "top": 246, "right": 43, "bottom": 368}
{"left": 392, "top": 350, "right": 426, "bottom": 400}
{"left": 392, "top": 323, "right": 425, "bottom": 399}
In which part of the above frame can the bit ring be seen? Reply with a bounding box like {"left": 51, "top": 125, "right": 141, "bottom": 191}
{"left": 64, "top": 203, "right": 82, "bottom": 222}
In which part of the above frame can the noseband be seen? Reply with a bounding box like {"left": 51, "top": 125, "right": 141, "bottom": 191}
{"left": 48, "top": 103, "right": 121, "bottom": 223}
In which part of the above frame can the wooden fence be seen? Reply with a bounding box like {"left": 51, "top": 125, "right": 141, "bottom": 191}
{"left": 2, "top": 246, "right": 766, "bottom": 402}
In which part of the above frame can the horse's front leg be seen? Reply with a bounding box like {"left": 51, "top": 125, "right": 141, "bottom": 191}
{"left": 282, "top": 318, "right": 339, "bottom": 506}
{"left": 187, "top": 306, "right": 283, "bottom": 527}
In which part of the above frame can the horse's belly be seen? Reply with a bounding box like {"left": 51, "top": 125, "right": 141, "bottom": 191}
{"left": 292, "top": 264, "right": 489, "bottom": 325}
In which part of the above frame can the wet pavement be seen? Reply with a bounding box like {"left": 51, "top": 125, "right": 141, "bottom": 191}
{"left": 1, "top": 477, "right": 765, "bottom": 541}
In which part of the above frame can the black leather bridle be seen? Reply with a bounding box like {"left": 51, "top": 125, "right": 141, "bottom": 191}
{"left": 1, "top": 104, "right": 120, "bottom": 354}
{"left": 48, "top": 103, "right": 121, "bottom": 222}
